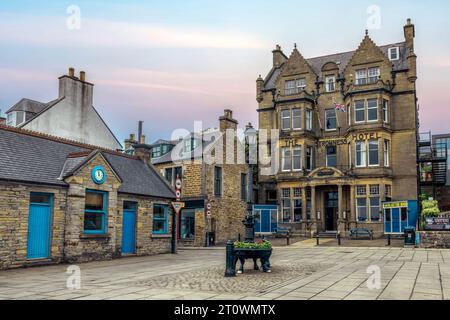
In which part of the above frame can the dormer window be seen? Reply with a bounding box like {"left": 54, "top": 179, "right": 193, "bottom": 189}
{"left": 355, "top": 67, "right": 379, "bottom": 85}
{"left": 368, "top": 67, "right": 380, "bottom": 83}
{"left": 325, "top": 76, "right": 336, "bottom": 92}
{"left": 6, "top": 111, "right": 26, "bottom": 127}
{"left": 388, "top": 47, "right": 400, "bottom": 61}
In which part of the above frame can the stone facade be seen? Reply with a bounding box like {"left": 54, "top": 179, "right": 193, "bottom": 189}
{"left": 257, "top": 20, "right": 418, "bottom": 237}
{"left": 0, "top": 152, "right": 173, "bottom": 270}
{"left": 419, "top": 231, "right": 450, "bottom": 249}
{"left": 152, "top": 110, "right": 248, "bottom": 246}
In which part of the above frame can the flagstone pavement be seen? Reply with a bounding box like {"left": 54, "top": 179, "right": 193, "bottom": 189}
{"left": 1, "top": 243, "right": 450, "bottom": 300}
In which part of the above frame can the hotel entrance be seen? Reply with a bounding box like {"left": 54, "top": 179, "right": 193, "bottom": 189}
{"left": 325, "top": 191, "right": 338, "bottom": 231}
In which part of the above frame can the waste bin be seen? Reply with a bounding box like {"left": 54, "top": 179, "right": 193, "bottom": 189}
{"left": 404, "top": 227, "right": 415, "bottom": 246}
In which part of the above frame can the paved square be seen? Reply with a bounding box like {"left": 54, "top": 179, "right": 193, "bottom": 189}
{"left": 1, "top": 243, "right": 450, "bottom": 300}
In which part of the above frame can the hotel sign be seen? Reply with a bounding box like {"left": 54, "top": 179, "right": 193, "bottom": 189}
{"left": 351, "top": 132, "right": 381, "bottom": 141}
{"left": 317, "top": 132, "right": 381, "bottom": 148}
{"left": 317, "top": 138, "right": 347, "bottom": 148}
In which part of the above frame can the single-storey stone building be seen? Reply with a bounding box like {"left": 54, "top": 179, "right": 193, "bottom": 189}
{"left": 0, "top": 125, "right": 175, "bottom": 270}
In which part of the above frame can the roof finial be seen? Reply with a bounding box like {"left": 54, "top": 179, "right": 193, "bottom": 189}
{"left": 365, "top": 29, "right": 369, "bottom": 36}
{"left": 294, "top": 43, "right": 297, "bottom": 49}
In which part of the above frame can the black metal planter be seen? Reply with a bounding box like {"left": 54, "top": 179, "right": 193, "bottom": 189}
{"left": 224, "top": 241, "right": 272, "bottom": 277}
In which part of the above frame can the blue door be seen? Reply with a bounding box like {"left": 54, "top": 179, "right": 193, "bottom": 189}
{"left": 254, "top": 205, "right": 278, "bottom": 233}
{"left": 27, "top": 193, "right": 52, "bottom": 260}
{"left": 122, "top": 203, "right": 137, "bottom": 254}
{"left": 261, "top": 210, "right": 271, "bottom": 233}
{"left": 392, "top": 208, "right": 401, "bottom": 233}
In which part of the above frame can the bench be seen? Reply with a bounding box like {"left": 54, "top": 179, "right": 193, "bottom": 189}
{"left": 315, "top": 231, "right": 341, "bottom": 246}
{"left": 274, "top": 227, "right": 290, "bottom": 238}
{"left": 349, "top": 228, "right": 373, "bottom": 240}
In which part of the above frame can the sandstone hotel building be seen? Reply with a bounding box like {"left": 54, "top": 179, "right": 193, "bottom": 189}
{"left": 256, "top": 19, "right": 418, "bottom": 237}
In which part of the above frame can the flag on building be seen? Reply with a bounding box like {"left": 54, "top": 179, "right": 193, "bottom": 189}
{"left": 334, "top": 100, "right": 346, "bottom": 113}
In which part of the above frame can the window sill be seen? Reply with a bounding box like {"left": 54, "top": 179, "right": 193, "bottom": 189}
{"left": 151, "top": 234, "right": 171, "bottom": 239}
{"left": 80, "top": 233, "right": 110, "bottom": 239}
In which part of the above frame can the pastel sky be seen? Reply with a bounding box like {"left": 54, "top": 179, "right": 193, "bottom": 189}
{"left": 1, "top": 0, "right": 450, "bottom": 144}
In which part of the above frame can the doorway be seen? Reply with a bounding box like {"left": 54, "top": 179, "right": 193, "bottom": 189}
{"left": 27, "top": 193, "right": 53, "bottom": 260}
{"left": 122, "top": 202, "right": 137, "bottom": 255}
{"left": 325, "top": 192, "right": 338, "bottom": 231}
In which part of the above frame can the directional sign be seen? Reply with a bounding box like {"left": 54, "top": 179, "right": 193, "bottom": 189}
{"left": 172, "top": 201, "right": 185, "bottom": 214}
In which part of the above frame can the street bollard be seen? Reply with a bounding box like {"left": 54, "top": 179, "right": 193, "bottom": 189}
{"left": 224, "top": 240, "right": 236, "bottom": 277}
{"left": 337, "top": 233, "right": 341, "bottom": 246}
{"left": 316, "top": 235, "right": 320, "bottom": 246}
{"left": 387, "top": 234, "right": 391, "bottom": 246}
{"left": 286, "top": 232, "right": 290, "bottom": 246}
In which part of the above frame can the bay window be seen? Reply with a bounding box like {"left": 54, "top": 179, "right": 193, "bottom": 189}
{"left": 367, "top": 99, "right": 378, "bottom": 122}
{"left": 281, "top": 110, "right": 291, "bottom": 130}
{"left": 306, "top": 109, "right": 312, "bottom": 131}
{"left": 356, "top": 185, "right": 381, "bottom": 222}
{"left": 306, "top": 146, "right": 313, "bottom": 171}
{"left": 368, "top": 140, "right": 379, "bottom": 166}
{"left": 356, "top": 185, "right": 368, "bottom": 221}
{"left": 293, "top": 188, "right": 302, "bottom": 222}
{"left": 292, "top": 147, "right": 302, "bottom": 171}
{"left": 383, "top": 99, "right": 389, "bottom": 123}
{"left": 292, "top": 109, "right": 301, "bottom": 130}
{"left": 356, "top": 141, "right": 366, "bottom": 167}
{"left": 369, "top": 185, "right": 380, "bottom": 221}
{"left": 355, "top": 100, "right": 365, "bottom": 123}
{"left": 282, "top": 147, "right": 291, "bottom": 172}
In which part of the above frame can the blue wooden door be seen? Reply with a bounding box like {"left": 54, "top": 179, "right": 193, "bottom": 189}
{"left": 122, "top": 205, "right": 137, "bottom": 254}
{"left": 260, "top": 209, "right": 271, "bottom": 233}
{"left": 392, "top": 208, "right": 401, "bottom": 233}
{"left": 27, "top": 194, "right": 52, "bottom": 260}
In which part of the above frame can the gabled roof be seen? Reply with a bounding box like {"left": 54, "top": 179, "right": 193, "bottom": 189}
{"left": 6, "top": 98, "right": 50, "bottom": 114}
{"left": 0, "top": 125, "right": 175, "bottom": 199}
{"left": 263, "top": 42, "right": 408, "bottom": 90}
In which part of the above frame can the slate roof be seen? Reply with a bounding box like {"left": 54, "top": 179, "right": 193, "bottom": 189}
{"left": 0, "top": 125, "right": 175, "bottom": 199}
{"left": 263, "top": 42, "right": 408, "bottom": 90}
{"left": 6, "top": 98, "right": 49, "bottom": 114}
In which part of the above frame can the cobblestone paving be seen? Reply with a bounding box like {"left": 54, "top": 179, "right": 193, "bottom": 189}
{"left": 0, "top": 244, "right": 449, "bottom": 300}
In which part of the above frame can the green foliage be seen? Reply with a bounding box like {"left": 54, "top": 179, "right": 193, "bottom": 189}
{"left": 234, "top": 240, "right": 272, "bottom": 250}
{"left": 421, "top": 199, "right": 440, "bottom": 217}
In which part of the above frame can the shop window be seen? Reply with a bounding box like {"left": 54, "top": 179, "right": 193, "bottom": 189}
{"left": 355, "top": 100, "right": 365, "bottom": 123}
{"left": 180, "top": 209, "right": 195, "bottom": 240}
{"left": 214, "top": 167, "right": 222, "bottom": 197}
{"left": 370, "top": 185, "right": 380, "bottom": 221}
{"left": 326, "top": 146, "right": 337, "bottom": 168}
{"left": 292, "top": 147, "right": 302, "bottom": 171}
{"left": 325, "top": 109, "right": 337, "bottom": 131}
{"left": 281, "top": 189, "right": 291, "bottom": 223}
{"left": 292, "top": 109, "right": 301, "bottom": 130}
{"left": 281, "top": 110, "right": 291, "bottom": 130}
{"left": 241, "top": 173, "right": 247, "bottom": 202}
{"left": 84, "top": 190, "right": 108, "bottom": 234}
{"left": 401, "top": 207, "right": 408, "bottom": 222}
{"left": 368, "top": 140, "right": 379, "bottom": 166}
{"left": 153, "top": 204, "right": 169, "bottom": 234}
{"left": 367, "top": 99, "right": 378, "bottom": 122}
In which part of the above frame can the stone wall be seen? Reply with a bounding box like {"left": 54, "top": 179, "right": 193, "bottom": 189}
{"left": 418, "top": 231, "right": 450, "bottom": 249}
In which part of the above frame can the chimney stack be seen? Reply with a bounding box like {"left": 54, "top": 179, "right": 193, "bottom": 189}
{"left": 219, "top": 109, "right": 238, "bottom": 132}
{"left": 69, "top": 67, "right": 75, "bottom": 77}
{"left": 272, "top": 45, "right": 286, "bottom": 68}
{"left": 404, "top": 18, "right": 415, "bottom": 53}
{"left": 132, "top": 121, "right": 152, "bottom": 163}
{"left": 80, "top": 71, "right": 86, "bottom": 82}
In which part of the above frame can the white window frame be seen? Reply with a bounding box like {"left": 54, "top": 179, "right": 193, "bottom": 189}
{"left": 383, "top": 99, "right": 389, "bottom": 123}
{"left": 367, "top": 99, "right": 378, "bottom": 122}
{"left": 296, "top": 78, "right": 306, "bottom": 91}
{"left": 355, "top": 69, "right": 367, "bottom": 85}
{"left": 356, "top": 141, "right": 367, "bottom": 168}
{"left": 292, "top": 108, "right": 302, "bottom": 130}
{"left": 325, "top": 76, "right": 336, "bottom": 92}
{"left": 292, "top": 146, "right": 302, "bottom": 172}
{"left": 305, "top": 109, "right": 312, "bottom": 131}
{"left": 354, "top": 100, "right": 365, "bottom": 123}
{"left": 284, "top": 80, "right": 296, "bottom": 95}
{"left": 368, "top": 140, "right": 379, "bottom": 167}
{"left": 325, "top": 109, "right": 337, "bottom": 131}
{"left": 6, "top": 113, "right": 15, "bottom": 126}
{"left": 281, "top": 147, "right": 292, "bottom": 172}
{"left": 368, "top": 67, "right": 380, "bottom": 84}
{"left": 281, "top": 109, "right": 291, "bottom": 130}
{"left": 389, "top": 47, "right": 400, "bottom": 61}
{"left": 384, "top": 140, "right": 390, "bottom": 167}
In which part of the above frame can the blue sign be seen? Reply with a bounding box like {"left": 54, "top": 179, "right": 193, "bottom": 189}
{"left": 91, "top": 166, "right": 107, "bottom": 185}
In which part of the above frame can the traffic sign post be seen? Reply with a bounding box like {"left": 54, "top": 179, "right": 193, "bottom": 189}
{"left": 171, "top": 174, "right": 184, "bottom": 254}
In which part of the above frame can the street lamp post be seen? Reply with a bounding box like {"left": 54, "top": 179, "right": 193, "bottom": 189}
{"left": 244, "top": 123, "right": 258, "bottom": 243}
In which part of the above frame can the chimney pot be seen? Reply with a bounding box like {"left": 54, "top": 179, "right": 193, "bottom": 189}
{"left": 140, "top": 134, "right": 146, "bottom": 144}
{"left": 69, "top": 67, "right": 75, "bottom": 77}
{"left": 130, "top": 133, "right": 136, "bottom": 142}
{"left": 80, "top": 71, "right": 86, "bottom": 82}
